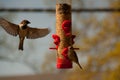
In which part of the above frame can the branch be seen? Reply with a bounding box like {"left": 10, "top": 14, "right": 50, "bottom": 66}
{"left": 0, "top": 8, "right": 120, "bottom": 12}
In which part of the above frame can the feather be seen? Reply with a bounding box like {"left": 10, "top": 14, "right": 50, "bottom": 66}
{"left": 26, "top": 27, "right": 50, "bottom": 39}
{"left": 0, "top": 17, "right": 19, "bottom": 36}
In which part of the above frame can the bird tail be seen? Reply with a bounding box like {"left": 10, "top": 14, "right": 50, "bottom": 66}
{"left": 78, "top": 63, "right": 83, "bottom": 70}
{"left": 19, "top": 38, "right": 24, "bottom": 51}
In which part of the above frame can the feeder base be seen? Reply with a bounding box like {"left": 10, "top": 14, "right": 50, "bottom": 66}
{"left": 57, "top": 58, "right": 72, "bottom": 69}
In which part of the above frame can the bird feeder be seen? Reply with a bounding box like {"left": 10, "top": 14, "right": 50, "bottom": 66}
{"left": 55, "top": 0, "right": 72, "bottom": 69}
{"left": 50, "top": 0, "right": 79, "bottom": 69}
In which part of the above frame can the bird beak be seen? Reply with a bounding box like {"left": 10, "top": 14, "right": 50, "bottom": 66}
{"left": 28, "top": 21, "right": 31, "bottom": 24}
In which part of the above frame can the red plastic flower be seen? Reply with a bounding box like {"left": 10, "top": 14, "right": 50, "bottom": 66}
{"left": 52, "top": 34, "right": 60, "bottom": 49}
{"left": 62, "top": 47, "right": 69, "bottom": 59}
{"left": 62, "top": 20, "right": 71, "bottom": 36}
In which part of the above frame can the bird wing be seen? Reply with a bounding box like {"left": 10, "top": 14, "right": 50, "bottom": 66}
{"left": 0, "top": 18, "right": 19, "bottom": 36}
{"left": 69, "top": 49, "right": 78, "bottom": 62}
{"left": 26, "top": 27, "right": 50, "bottom": 39}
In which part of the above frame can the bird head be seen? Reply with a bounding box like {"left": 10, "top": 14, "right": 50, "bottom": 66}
{"left": 19, "top": 20, "right": 30, "bottom": 29}
{"left": 68, "top": 46, "right": 74, "bottom": 50}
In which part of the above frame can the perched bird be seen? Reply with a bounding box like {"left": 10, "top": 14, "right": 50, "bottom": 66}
{"left": 68, "top": 46, "right": 83, "bottom": 69}
{"left": 0, "top": 17, "right": 50, "bottom": 50}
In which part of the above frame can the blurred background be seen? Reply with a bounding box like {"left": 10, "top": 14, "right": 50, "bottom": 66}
{"left": 0, "top": 0, "right": 120, "bottom": 80}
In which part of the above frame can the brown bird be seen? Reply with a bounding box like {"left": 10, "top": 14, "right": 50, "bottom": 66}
{"left": 68, "top": 46, "right": 83, "bottom": 69}
{"left": 0, "top": 17, "right": 50, "bottom": 50}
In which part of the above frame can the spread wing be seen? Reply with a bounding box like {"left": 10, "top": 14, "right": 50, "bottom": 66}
{"left": 26, "top": 27, "right": 50, "bottom": 39}
{"left": 0, "top": 17, "right": 19, "bottom": 36}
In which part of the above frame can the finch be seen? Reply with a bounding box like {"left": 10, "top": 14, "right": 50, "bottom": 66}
{"left": 68, "top": 46, "right": 83, "bottom": 69}
{"left": 0, "top": 17, "right": 50, "bottom": 50}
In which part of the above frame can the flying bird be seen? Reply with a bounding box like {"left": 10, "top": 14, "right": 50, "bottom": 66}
{"left": 0, "top": 17, "right": 50, "bottom": 51}
{"left": 68, "top": 46, "right": 83, "bottom": 69}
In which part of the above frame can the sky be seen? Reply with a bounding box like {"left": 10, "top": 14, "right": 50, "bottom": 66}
{"left": 0, "top": 0, "right": 50, "bottom": 8}
{"left": 0, "top": 0, "right": 109, "bottom": 76}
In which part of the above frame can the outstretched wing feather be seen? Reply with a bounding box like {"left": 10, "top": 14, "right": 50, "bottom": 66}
{"left": 27, "top": 27, "right": 50, "bottom": 39}
{"left": 0, "top": 18, "right": 19, "bottom": 36}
